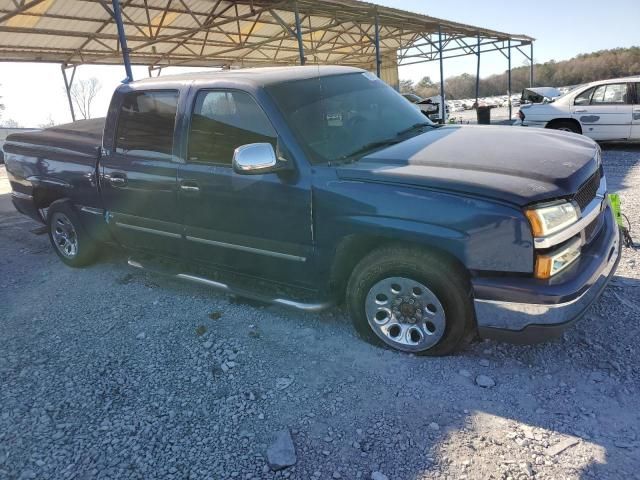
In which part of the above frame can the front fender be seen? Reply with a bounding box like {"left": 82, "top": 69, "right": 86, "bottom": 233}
{"left": 314, "top": 178, "right": 534, "bottom": 274}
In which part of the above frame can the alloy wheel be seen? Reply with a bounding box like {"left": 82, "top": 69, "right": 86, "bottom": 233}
{"left": 51, "top": 212, "right": 78, "bottom": 258}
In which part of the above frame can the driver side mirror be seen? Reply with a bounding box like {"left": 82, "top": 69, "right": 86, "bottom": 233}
{"left": 232, "top": 143, "right": 289, "bottom": 175}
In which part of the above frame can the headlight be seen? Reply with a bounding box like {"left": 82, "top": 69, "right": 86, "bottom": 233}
{"left": 535, "top": 238, "right": 581, "bottom": 279}
{"left": 525, "top": 201, "right": 578, "bottom": 237}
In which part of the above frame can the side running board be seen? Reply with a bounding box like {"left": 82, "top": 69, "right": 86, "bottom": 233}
{"left": 127, "top": 257, "right": 334, "bottom": 313}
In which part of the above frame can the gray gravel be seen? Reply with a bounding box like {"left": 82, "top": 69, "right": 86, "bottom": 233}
{"left": 1, "top": 145, "right": 640, "bottom": 479}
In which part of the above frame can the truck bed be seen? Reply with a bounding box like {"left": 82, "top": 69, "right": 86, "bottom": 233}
{"left": 4, "top": 118, "right": 105, "bottom": 157}
{"left": 4, "top": 118, "right": 106, "bottom": 223}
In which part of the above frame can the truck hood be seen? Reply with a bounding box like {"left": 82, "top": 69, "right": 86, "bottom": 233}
{"left": 335, "top": 125, "right": 599, "bottom": 206}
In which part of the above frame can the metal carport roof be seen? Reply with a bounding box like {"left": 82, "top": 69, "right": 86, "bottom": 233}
{"left": 0, "top": 0, "right": 535, "bottom": 122}
{"left": 0, "top": 0, "right": 533, "bottom": 69}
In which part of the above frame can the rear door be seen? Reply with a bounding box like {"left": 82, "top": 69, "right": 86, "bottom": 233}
{"left": 632, "top": 83, "right": 640, "bottom": 140}
{"left": 100, "top": 89, "right": 182, "bottom": 257}
{"left": 571, "top": 83, "right": 632, "bottom": 140}
{"left": 177, "top": 89, "right": 314, "bottom": 286}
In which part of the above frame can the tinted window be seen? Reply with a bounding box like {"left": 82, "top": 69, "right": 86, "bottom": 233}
{"left": 115, "top": 90, "right": 179, "bottom": 158}
{"left": 574, "top": 87, "right": 594, "bottom": 106}
{"left": 590, "top": 83, "right": 628, "bottom": 104}
{"left": 267, "top": 72, "right": 433, "bottom": 164}
{"left": 188, "top": 90, "right": 276, "bottom": 165}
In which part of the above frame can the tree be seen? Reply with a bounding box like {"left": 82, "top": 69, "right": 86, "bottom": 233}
{"left": 0, "top": 84, "right": 5, "bottom": 121}
{"left": 1, "top": 118, "right": 21, "bottom": 128}
{"left": 70, "top": 78, "right": 101, "bottom": 120}
{"left": 399, "top": 79, "right": 415, "bottom": 94}
{"left": 413, "top": 76, "right": 438, "bottom": 98}
{"left": 399, "top": 47, "right": 640, "bottom": 101}
{"left": 38, "top": 115, "right": 56, "bottom": 128}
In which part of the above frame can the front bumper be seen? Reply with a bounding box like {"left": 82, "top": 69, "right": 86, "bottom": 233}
{"left": 473, "top": 203, "right": 621, "bottom": 343}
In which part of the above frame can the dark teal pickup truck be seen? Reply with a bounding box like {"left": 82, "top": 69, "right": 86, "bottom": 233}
{"left": 3, "top": 66, "right": 620, "bottom": 355}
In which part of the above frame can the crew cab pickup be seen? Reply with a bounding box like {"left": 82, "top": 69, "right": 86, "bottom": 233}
{"left": 4, "top": 66, "right": 620, "bottom": 355}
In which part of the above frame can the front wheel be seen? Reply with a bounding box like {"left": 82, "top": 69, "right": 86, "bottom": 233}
{"left": 346, "top": 246, "right": 475, "bottom": 356}
{"left": 548, "top": 121, "right": 580, "bottom": 134}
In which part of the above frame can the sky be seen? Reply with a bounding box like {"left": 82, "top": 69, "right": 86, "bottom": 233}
{"left": 1, "top": 0, "right": 638, "bottom": 127}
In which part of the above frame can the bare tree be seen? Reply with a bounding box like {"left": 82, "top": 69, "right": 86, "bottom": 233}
{"left": 1, "top": 118, "right": 21, "bottom": 128}
{"left": 38, "top": 114, "right": 56, "bottom": 128}
{"left": 0, "top": 84, "right": 5, "bottom": 121}
{"left": 70, "top": 78, "right": 101, "bottom": 120}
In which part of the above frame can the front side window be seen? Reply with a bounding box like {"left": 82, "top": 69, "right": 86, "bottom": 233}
{"left": 188, "top": 90, "right": 276, "bottom": 165}
{"left": 115, "top": 90, "right": 179, "bottom": 158}
{"left": 574, "top": 87, "right": 594, "bottom": 106}
{"left": 590, "top": 83, "right": 628, "bottom": 104}
{"left": 267, "top": 72, "right": 434, "bottom": 164}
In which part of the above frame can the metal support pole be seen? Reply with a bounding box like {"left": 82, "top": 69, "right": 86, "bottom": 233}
{"left": 507, "top": 39, "right": 512, "bottom": 121}
{"left": 475, "top": 33, "right": 481, "bottom": 104}
{"left": 438, "top": 25, "right": 446, "bottom": 124}
{"left": 529, "top": 42, "right": 534, "bottom": 87}
{"left": 374, "top": 10, "right": 381, "bottom": 78}
{"left": 293, "top": 1, "right": 305, "bottom": 65}
{"left": 111, "top": 0, "right": 133, "bottom": 82}
{"left": 61, "top": 64, "right": 76, "bottom": 122}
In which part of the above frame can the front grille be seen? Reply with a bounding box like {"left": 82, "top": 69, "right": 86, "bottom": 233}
{"left": 573, "top": 170, "right": 601, "bottom": 211}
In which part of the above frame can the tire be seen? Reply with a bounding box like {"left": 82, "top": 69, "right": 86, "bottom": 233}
{"left": 548, "top": 120, "right": 580, "bottom": 134}
{"left": 47, "top": 201, "right": 98, "bottom": 267}
{"left": 346, "top": 245, "right": 475, "bottom": 356}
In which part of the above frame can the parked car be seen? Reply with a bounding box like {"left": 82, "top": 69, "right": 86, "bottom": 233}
{"left": 402, "top": 93, "right": 448, "bottom": 122}
{"left": 4, "top": 66, "right": 620, "bottom": 355}
{"left": 517, "top": 76, "right": 640, "bottom": 141}
{"left": 520, "top": 87, "right": 562, "bottom": 105}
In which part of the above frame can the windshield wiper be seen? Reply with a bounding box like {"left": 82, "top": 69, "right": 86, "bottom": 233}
{"left": 336, "top": 138, "right": 402, "bottom": 163}
{"left": 334, "top": 122, "right": 435, "bottom": 165}
{"left": 395, "top": 121, "right": 434, "bottom": 137}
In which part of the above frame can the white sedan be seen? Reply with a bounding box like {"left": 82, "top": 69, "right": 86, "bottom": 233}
{"left": 517, "top": 76, "right": 640, "bottom": 141}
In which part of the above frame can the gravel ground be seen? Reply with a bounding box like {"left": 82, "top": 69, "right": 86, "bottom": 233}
{"left": 1, "top": 145, "right": 639, "bottom": 480}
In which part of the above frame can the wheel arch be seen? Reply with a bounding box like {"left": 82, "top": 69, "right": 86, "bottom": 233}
{"left": 33, "top": 186, "right": 69, "bottom": 212}
{"left": 328, "top": 233, "right": 469, "bottom": 303}
{"left": 545, "top": 118, "right": 582, "bottom": 134}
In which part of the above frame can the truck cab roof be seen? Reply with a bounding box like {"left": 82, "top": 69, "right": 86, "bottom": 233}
{"left": 128, "top": 65, "right": 364, "bottom": 90}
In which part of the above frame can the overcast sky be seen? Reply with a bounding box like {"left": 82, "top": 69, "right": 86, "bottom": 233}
{"left": 1, "top": 0, "right": 638, "bottom": 127}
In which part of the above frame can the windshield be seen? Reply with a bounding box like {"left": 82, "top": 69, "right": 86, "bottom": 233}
{"left": 266, "top": 72, "right": 434, "bottom": 164}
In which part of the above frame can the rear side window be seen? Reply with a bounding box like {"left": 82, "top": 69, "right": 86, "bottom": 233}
{"left": 590, "top": 83, "right": 628, "bottom": 104}
{"left": 115, "top": 90, "right": 179, "bottom": 158}
{"left": 188, "top": 90, "right": 276, "bottom": 165}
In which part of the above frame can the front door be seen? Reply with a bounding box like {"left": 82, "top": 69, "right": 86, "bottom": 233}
{"left": 100, "top": 89, "right": 182, "bottom": 258}
{"left": 632, "top": 83, "right": 640, "bottom": 140}
{"left": 571, "top": 82, "right": 632, "bottom": 140}
{"left": 177, "top": 89, "right": 314, "bottom": 287}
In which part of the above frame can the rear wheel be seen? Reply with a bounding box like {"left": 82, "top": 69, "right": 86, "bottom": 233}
{"left": 346, "top": 245, "right": 475, "bottom": 356}
{"left": 548, "top": 120, "right": 580, "bottom": 134}
{"left": 47, "top": 201, "right": 98, "bottom": 267}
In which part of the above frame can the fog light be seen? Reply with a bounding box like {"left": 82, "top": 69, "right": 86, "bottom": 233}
{"left": 535, "top": 238, "right": 581, "bottom": 279}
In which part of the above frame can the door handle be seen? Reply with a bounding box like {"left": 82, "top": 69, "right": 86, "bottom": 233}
{"left": 180, "top": 182, "right": 200, "bottom": 193}
{"left": 104, "top": 173, "right": 127, "bottom": 186}
{"left": 574, "top": 109, "right": 588, "bottom": 113}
